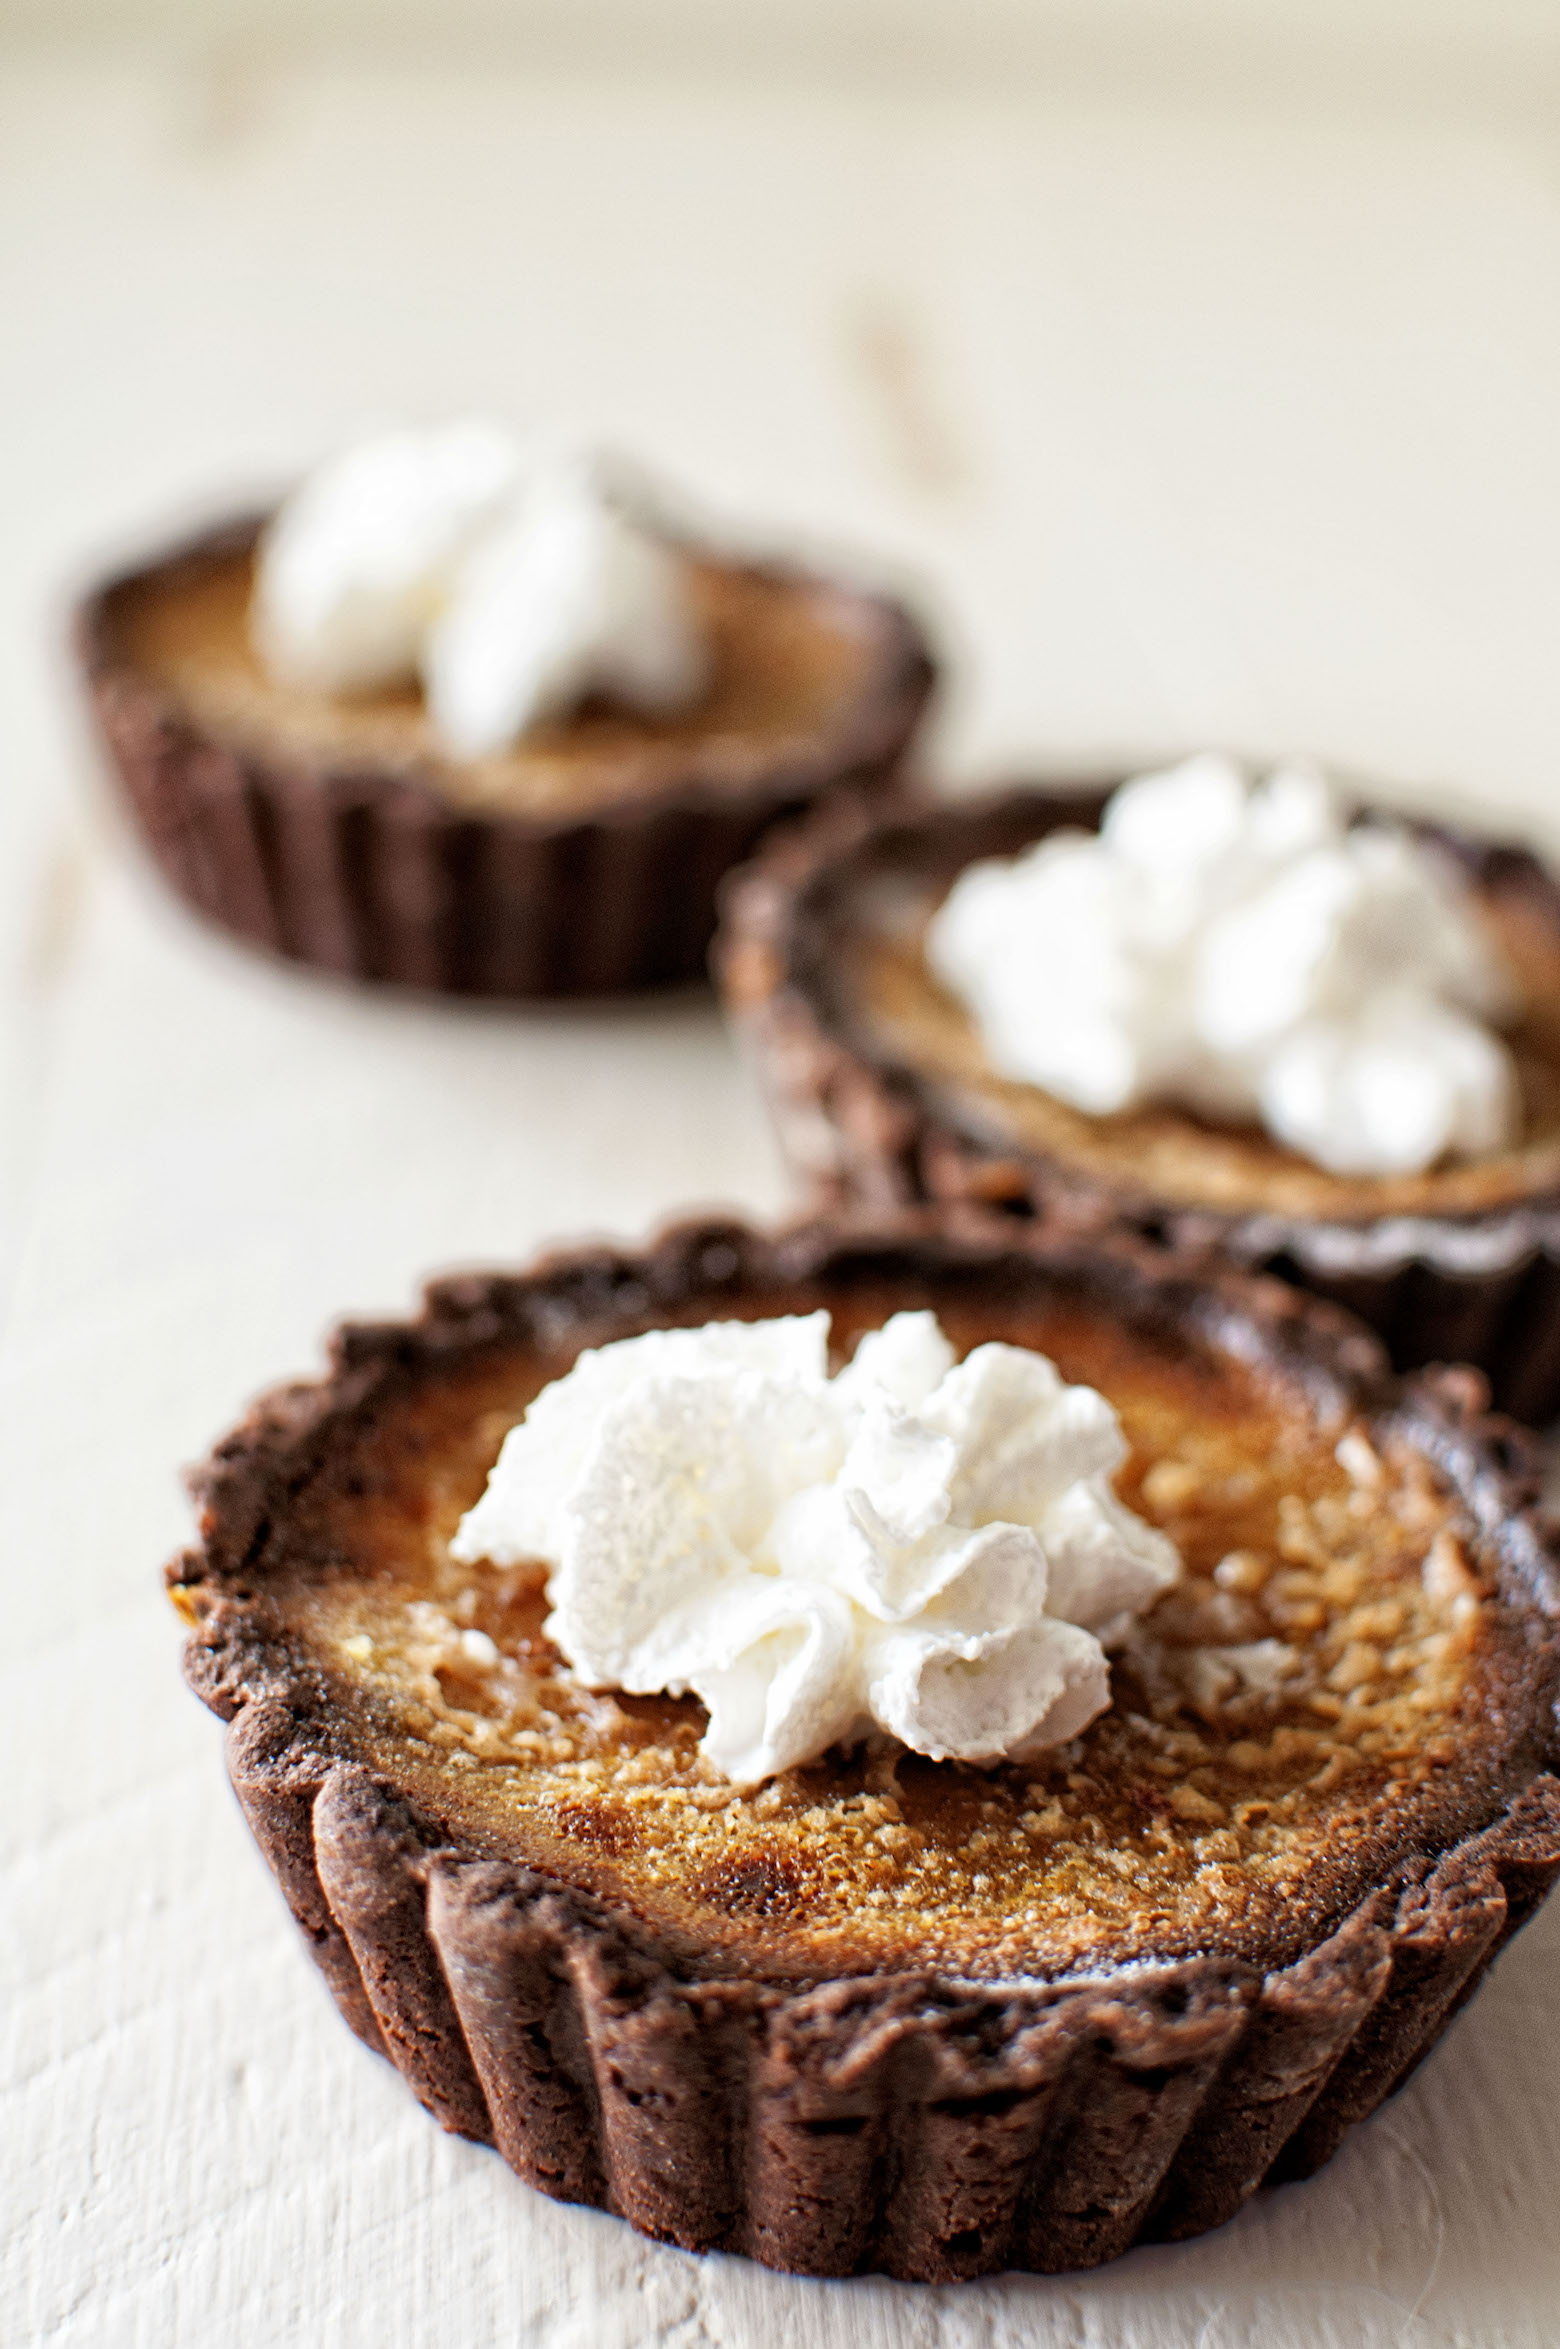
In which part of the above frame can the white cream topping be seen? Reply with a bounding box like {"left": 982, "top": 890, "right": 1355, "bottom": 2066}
{"left": 250, "top": 424, "right": 708, "bottom": 755}
{"left": 251, "top": 420, "right": 521, "bottom": 695}
{"left": 423, "top": 460, "right": 706, "bottom": 758}
{"left": 927, "top": 753, "right": 1520, "bottom": 1178}
{"left": 451, "top": 1311, "right": 1180, "bottom": 1787}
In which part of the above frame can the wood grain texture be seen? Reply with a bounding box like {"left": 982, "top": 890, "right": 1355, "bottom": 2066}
{"left": 5, "top": 33, "right": 1560, "bottom": 2348}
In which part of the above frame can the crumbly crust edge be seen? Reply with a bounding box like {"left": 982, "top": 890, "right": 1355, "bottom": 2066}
{"left": 171, "top": 1216, "right": 1560, "bottom": 2279}
{"left": 75, "top": 514, "right": 936, "bottom": 998}
{"left": 716, "top": 788, "right": 1560, "bottom": 1419}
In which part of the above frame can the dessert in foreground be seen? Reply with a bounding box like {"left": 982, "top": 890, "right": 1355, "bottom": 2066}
{"left": 79, "top": 425, "right": 933, "bottom": 996}
{"left": 719, "top": 759, "right": 1560, "bottom": 1419}
{"left": 170, "top": 1218, "right": 1560, "bottom": 2280}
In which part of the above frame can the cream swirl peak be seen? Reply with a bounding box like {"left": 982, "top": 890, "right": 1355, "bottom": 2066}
{"left": 927, "top": 754, "right": 1521, "bottom": 1179}
{"left": 251, "top": 422, "right": 708, "bottom": 756}
{"left": 451, "top": 1311, "right": 1180, "bottom": 1786}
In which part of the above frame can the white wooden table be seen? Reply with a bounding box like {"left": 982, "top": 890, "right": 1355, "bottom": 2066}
{"left": 6, "top": 26, "right": 1560, "bottom": 2347}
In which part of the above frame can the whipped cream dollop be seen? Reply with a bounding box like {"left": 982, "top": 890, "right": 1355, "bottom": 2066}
{"left": 251, "top": 422, "right": 708, "bottom": 756}
{"left": 928, "top": 754, "right": 1520, "bottom": 1179}
{"left": 451, "top": 1310, "right": 1180, "bottom": 1787}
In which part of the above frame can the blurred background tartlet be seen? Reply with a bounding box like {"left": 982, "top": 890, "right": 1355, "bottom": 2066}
{"left": 78, "top": 429, "right": 935, "bottom": 997}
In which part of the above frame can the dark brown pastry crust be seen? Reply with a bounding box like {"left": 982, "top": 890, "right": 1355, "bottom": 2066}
{"left": 717, "top": 784, "right": 1560, "bottom": 1421}
{"left": 77, "top": 514, "right": 934, "bottom": 997}
{"left": 171, "top": 1216, "right": 1560, "bottom": 2280}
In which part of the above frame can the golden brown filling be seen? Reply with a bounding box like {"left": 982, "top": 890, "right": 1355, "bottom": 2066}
{"left": 108, "top": 543, "right": 889, "bottom": 818}
{"left": 843, "top": 874, "right": 1560, "bottom": 1220}
{"left": 248, "top": 1286, "right": 1499, "bottom": 1979}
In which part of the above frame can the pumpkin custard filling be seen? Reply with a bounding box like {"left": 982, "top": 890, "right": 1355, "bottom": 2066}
{"left": 172, "top": 1221, "right": 1560, "bottom": 2280}
{"left": 272, "top": 1292, "right": 1502, "bottom": 1978}
{"left": 104, "top": 532, "right": 910, "bottom": 824}
{"left": 840, "top": 848, "right": 1560, "bottom": 1227}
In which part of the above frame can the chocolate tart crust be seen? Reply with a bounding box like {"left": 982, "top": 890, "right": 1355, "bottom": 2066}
{"left": 717, "top": 785, "right": 1560, "bottom": 1421}
{"left": 172, "top": 1218, "right": 1560, "bottom": 2280}
{"left": 78, "top": 516, "right": 934, "bottom": 998}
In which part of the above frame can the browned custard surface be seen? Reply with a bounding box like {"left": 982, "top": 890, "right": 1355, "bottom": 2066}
{"left": 108, "top": 539, "right": 889, "bottom": 819}
{"left": 219, "top": 1282, "right": 1519, "bottom": 1984}
{"left": 842, "top": 871, "right": 1560, "bottom": 1222}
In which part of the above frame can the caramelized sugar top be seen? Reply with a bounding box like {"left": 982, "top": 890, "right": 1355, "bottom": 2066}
{"left": 109, "top": 540, "right": 893, "bottom": 818}
{"left": 841, "top": 872, "right": 1560, "bottom": 1222}
{"left": 248, "top": 1282, "right": 1512, "bottom": 1982}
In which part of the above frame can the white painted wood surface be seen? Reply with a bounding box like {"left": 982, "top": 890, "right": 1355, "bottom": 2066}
{"left": 6, "top": 34, "right": 1560, "bottom": 2348}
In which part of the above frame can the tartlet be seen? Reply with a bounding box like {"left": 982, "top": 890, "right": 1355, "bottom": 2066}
{"left": 171, "top": 1217, "right": 1560, "bottom": 2280}
{"left": 718, "top": 784, "right": 1560, "bottom": 1421}
{"left": 78, "top": 514, "right": 933, "bottom": 996}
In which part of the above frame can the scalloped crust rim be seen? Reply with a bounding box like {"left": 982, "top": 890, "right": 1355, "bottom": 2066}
{"left": 716, "top": 787, "right": 1560, "bottom": 1420}
{"left": 76, "top": 516, "right": 935, "bottom": 998}
{"left": 174, "top": 1218, "right": 1560, "bottom": 2281}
